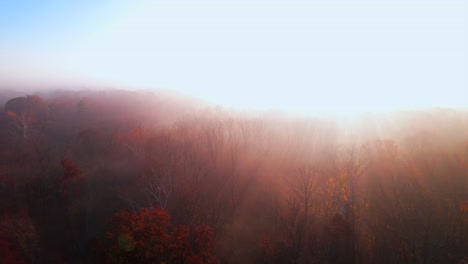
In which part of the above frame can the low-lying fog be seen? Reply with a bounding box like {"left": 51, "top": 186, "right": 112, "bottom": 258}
{"left": 0, "top": 88, "right": 466, "bottom": 263}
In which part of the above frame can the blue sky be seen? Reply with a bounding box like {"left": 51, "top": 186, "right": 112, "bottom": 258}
{"left": 0, "top": 0, "right": 466, "bottom": 115}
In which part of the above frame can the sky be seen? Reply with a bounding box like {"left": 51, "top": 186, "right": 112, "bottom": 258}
{"left": 0, "top": 0, "right": 466, "bottom": 116}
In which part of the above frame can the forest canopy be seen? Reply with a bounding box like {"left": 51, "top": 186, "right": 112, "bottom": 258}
{"left": 0, "top": 89, "right": 467, "bottom": 263}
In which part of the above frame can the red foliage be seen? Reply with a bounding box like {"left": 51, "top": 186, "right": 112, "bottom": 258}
{"left": 0, "top": 237, "right": 23, "bottom": 264}
{"left": 102, "top": 207, "right": 218, "bottom": 264}
{"left": 59, "top": 159, "right": 85, "bottom": 197}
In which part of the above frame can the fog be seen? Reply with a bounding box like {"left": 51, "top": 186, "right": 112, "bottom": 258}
{"left": 0, "top": 88, "right": 466, "bottom": 263}
{"left": 1, "top": 0, "right": 466, "bottom": 261}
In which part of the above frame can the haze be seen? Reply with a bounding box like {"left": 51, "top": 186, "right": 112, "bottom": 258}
{"left": 1, "top": 0, "right": 466, "bottom": 115}
{"left": 1, "top": 1, "right": 468, "bottom": 262}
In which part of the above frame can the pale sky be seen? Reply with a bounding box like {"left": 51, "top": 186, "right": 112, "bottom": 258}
{"left": 0, "top": 0, "right": 466, "bottom": 115}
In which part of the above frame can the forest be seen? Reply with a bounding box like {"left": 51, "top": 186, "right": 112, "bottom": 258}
{"left": 0, "top": 89, "right": 466, "bottom": 264}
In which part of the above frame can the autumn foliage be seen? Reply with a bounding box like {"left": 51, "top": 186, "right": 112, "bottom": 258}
{"left": 59, "top": 159, "right": 86, "bottom": 197}
{"left": 101, "top": 207, "right": 218, "bottom": 264}
{"left": 0, "top": 90, "right": 467, "bottom": 263}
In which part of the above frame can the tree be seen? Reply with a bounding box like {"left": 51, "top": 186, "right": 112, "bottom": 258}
{"left": 324, "top": 213, "right": 354, "bottom": 264}
{"left": 114, "top": 127, "right": 148, "bottom": 158}
{"left": 265, "top": 165, "right": 324, "bottom": 264}
{"left": 59, "top": 159, "right": 86, "bottom": 198}
{"left": 324, "top": 145, "right": 367, "bottom": 264}
{"left": 100, "top": 207, "right": 218, "bottom": 264}
{"left": 5, "top": 96, "right": 48, "bottom": 142}
{"left": 25, "top": 159, "right": 87, "bottom": 263}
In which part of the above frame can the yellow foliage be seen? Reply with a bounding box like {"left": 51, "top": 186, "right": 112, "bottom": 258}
{"left": 327, "top": 172, "right": 350, "bottom": 204}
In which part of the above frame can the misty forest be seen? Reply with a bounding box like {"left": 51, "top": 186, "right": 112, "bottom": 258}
{"left": 0, "top": 89, "right": 466, "bottom": 264}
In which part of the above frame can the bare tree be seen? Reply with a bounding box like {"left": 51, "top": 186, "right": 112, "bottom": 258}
{"left": 7, "top": 110, "right": 36, "bottom": 142}
{"left": 143, "top": 167, "right": 173, "bottom": 209}
{"left": 272, "top": 164, "right": 324, "bottom": 263}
